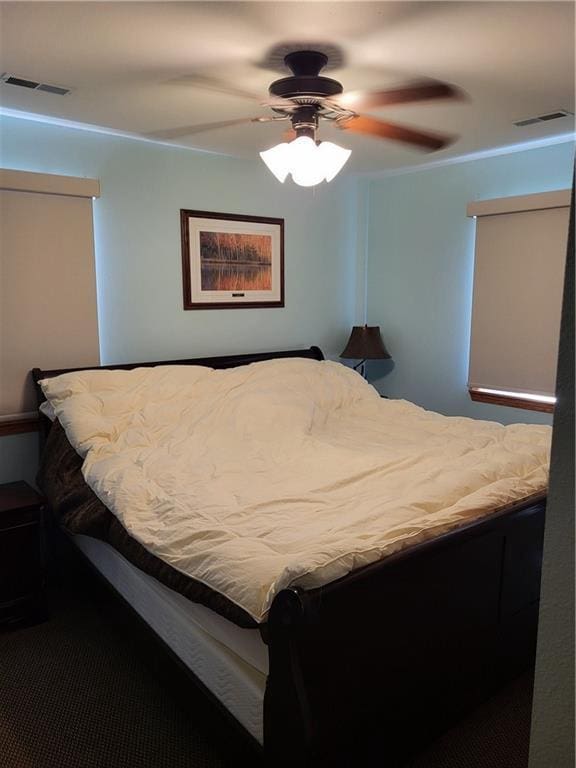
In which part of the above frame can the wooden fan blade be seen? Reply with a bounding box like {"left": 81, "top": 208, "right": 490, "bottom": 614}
{"left": 336, "top": 81, "right": 464, "bottom": 111}
{"left": 339, "top": 115, "right": 454, "bottom": 151}
{"left": 146, "top": 117, "right": 268, "bottom": 140}
{"left": 166, "top": 75, "right": 263, "bottom": 102}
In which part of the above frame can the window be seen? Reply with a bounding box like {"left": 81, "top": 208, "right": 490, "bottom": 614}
{"left": 467, "top": 189, "right": 570, "bottom": 413}
{"left": 0, "top": 169, "right": 100, "bottom": 435}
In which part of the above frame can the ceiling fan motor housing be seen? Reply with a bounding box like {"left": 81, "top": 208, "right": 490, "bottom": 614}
{"left": 269, "top": 50, "right": 343, "bottom": 102}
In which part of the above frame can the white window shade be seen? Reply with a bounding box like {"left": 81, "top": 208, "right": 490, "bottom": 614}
{"left": 467, "top": 190, "right": 570, "bottom": 404}
{"left": 0, "top": 169, "right": 100, "bottom": 433}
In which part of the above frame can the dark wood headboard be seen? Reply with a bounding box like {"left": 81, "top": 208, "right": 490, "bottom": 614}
{"left": 32, "top": 346, "right": 324, "bottom": 431}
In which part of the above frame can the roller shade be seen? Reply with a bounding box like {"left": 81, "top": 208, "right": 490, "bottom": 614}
{"left": 467, "top": 190, "right": 570, "bottom": 403}
{"left": 0, "top": 169, "right": 100, "bottom": 433}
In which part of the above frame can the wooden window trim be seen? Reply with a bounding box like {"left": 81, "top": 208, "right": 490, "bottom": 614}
{"left": 0, "top": 417, "right": 40, "bottom": 436}
{"left": 469, "top": 388, "right": 554, "bottom": 414}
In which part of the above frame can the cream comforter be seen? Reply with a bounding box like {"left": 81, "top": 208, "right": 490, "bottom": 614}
{"left": 40, "top": 359, "right": 550, "bottom": 622}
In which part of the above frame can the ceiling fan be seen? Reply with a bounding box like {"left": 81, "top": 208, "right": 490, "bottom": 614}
{"left": 151, "top": 50, "right": 464, "bottom": 186}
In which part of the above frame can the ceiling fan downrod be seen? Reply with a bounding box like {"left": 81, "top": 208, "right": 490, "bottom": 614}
{"left": 290, "top": 106, "right": 318, "bottom": 139}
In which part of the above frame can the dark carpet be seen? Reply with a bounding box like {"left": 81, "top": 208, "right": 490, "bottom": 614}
{"left": 0, "top": 570, "right": 534, "bottom": 768}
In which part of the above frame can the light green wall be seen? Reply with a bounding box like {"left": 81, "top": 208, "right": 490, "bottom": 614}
{"left": 0, "top": 115, "right": 358, "bottom": 482}
{"left": 1, "top": 116, "right": 355, "bottom": 363}
{"left": 1, "top": 115, "right": 573, "bottom": 486}
{"left": 0, "top": 433, "right": 39, "bottom": 487}
{"left": 366, "top": 141, "right": 574, "bottom": 425}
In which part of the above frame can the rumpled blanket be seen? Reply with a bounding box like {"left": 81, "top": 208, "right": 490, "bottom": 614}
{"left": 40, "top": 358, "right": 551, "bottom": 622}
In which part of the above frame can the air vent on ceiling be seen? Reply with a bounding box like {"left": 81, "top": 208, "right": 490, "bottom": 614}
{"left": 514, "top": 109, "right": 573, "bottom": 127}
{"left": 1, "top": 73, "right": 71, "bottom": 96}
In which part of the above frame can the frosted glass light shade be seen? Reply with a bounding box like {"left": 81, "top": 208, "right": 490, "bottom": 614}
{"left": 260, "top": 136, "right": 351, "bottom": 187}
{"left": 317, "top": 141, "right": 353, "bottom": 182}
{"left": 259, "top": 143, "right": 291, "bottom": 182}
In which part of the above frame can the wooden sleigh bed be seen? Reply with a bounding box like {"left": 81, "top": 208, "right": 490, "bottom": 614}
{"left": 33, "top": 346, "right": 546, "bottom": 767}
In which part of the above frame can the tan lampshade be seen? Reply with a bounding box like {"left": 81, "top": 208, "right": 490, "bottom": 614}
{"left": 340, "top": 325, "right": 391, "bottom": 360}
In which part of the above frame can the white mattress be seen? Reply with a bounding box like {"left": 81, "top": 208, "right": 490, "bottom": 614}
{"left": 73, "top": 534, "right": 267, "bottom": 744}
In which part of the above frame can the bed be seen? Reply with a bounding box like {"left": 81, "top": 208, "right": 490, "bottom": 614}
{"left": 33, "top": 346, "right": 547, "bottom": 767}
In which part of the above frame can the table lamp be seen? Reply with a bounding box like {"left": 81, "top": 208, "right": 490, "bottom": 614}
{"left": 340, "top": 325, "right": 391, "bottom": 378}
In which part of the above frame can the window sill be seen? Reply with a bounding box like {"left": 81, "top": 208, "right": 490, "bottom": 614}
{"left": 469, "top": 389, "right": 554, "bottom": 414}
{"left": 0, "top": 417, "right": 40, "bottom": 437}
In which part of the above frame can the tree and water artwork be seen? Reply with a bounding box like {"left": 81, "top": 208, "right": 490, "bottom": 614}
{"left": 199, "top": 231, "right": 272, "bottom": 291}
{"left": 181, "top": 210, "right": 284, "bottom": 309}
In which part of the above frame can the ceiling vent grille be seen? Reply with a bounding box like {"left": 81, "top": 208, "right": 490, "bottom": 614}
{"left": 514, "top": 109, "right": 573, "bottom": 127}
{"left": 1, "top": 73, "right": 71, "bottom": 96}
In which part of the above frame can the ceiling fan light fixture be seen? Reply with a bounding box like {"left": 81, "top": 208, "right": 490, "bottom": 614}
{"left": 259, "top": 143, "right": 291, "bottom": 182}
{"left": 317, "top": 141, "right": 352, "bottom": 182}
{"left": 260, "top": 135, "right": 351, "bottom": 187}
{"left": 289, "top": 136, "right": 327, "bottom": 187}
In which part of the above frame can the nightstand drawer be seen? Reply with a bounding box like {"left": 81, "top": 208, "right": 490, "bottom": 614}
{"left": 0, "top": 507, "right": 41, "bottom": 529}
{"left": 0, "top": 520, "right": 43, "bottom": 602}
{"left": 0, "top": 481, "right": 47, "bottom": 627}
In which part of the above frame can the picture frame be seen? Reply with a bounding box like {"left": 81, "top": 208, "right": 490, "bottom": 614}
{"left": 180, "top": 209, "right": 285, "bottom": 310}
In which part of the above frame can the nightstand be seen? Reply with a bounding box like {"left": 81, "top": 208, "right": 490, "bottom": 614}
{"left": 0, "top": 481, "right": 47, "bottom": 628}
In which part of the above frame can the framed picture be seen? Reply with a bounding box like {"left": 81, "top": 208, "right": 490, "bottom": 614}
{"left": 180, "top": 209, "right": 284, "bottom": 309}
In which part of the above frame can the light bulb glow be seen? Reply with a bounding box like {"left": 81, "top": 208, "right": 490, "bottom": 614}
{"left": 290, "top": 137, "right": 327, "bottom": 187}
{"left": 260, "top": 136, "right": 351, "bottom": 186}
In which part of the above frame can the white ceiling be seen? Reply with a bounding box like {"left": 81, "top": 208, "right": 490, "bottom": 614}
{"left": 0, "top": 1, "right": 574, "bottom": 173}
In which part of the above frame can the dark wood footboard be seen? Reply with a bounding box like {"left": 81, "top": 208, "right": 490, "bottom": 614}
{"left": 264, "top": 497, "right": 545, "bottom": 767}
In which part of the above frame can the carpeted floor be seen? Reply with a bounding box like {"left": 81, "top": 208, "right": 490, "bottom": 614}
{"left": 0, "top": 569, "right": 534, "bottom": 768}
